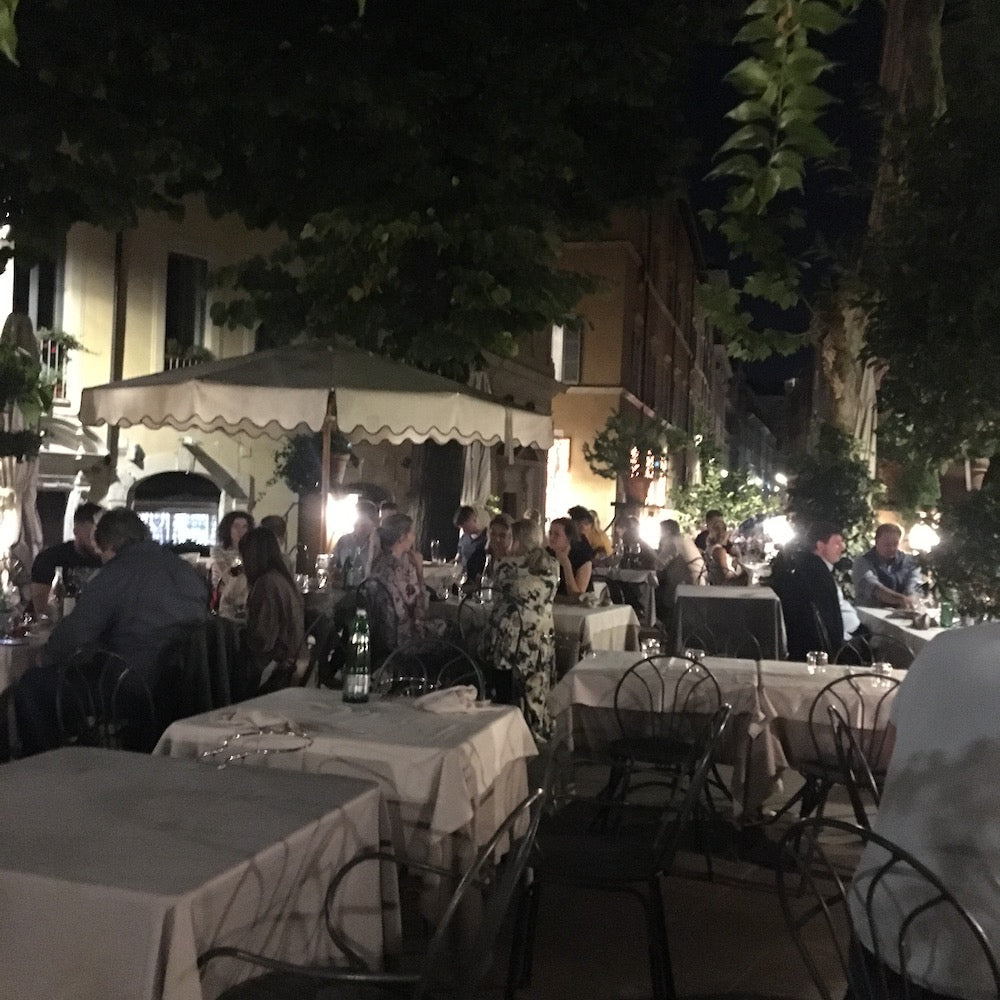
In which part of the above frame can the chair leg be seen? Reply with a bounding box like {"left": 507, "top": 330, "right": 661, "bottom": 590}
{"left": 643, "top": 879, "right": 676, "bottom": 1000}
{"left": 505, "top": 873, "right": 541, "bottom": 998}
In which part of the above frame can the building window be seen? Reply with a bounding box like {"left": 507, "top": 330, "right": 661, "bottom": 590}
{"left": 164, "top": 253, "right": 208, "bottom": 369}
{"left": 13, "top": 255, "right": 62, "bottom": 332}
{"left": 551, "top": 324, "right": 581, "bottom": 384}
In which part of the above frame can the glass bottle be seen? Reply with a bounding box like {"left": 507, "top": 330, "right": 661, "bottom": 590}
{"left": 343, "top": 609, "right": 371, "bottom": 703}
{"left": 479, "top": 554, "right": 494, "bottom": 604}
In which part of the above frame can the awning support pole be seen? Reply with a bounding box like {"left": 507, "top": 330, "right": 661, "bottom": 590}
{"left": 320, "top": 395, "right": 336, "bottom": 552}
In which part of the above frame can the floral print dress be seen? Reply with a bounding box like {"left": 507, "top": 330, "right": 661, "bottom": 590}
{"left": 490, "top": 551, "right": 559, "bottom": 739}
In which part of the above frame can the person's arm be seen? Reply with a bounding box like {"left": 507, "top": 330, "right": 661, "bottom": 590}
{"left": 40, "top": 569, "right": 119, "bottom": 668}
{"left": 574, "top": 558, "right": 593, "bottom": 594}
{"left": 29, "top": 544, "right": 61, "bottom": 614}
{"left": 871, "top": 580, "right": 916, "bottom": 609}
{"left": 713, "top": 546, "right": 736, "bottom": 580}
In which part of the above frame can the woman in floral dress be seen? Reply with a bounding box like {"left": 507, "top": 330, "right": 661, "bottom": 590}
{"left": 490, "top": 518, "right": 559, "bottom": 739}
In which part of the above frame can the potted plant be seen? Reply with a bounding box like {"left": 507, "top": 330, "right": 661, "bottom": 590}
{"left": 583, "top": 409, "right": 689, "bottom": 504}
{"left": 0, "top": 339, "right": 52, "bottom": 460}
{"left": 272, "top": 430, "right": 359, "bottom": 495}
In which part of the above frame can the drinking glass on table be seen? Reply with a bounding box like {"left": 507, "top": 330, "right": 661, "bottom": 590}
{"left": 429, "top": 538, "right": 442, "bottom": 564}
{"left": 683, "top": 647, "right": 707, "bottom": 663}
{"left": 806, "top": 650, "right": 829, "bottom": 675}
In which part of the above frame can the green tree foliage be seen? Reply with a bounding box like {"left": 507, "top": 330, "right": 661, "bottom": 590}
{"left": 1, "top": 0, "right": 729, "bottom": 377}
{"left": 0, "top": 0, "right": 16, "bottom": 63}
{"left": 583, "top": 410, "right": 690, "bottom": 483}
{"left": 670, "top": 438, "right": 779, "bottom": 533}
{"left": 785, "top": 422, "right": 878, "bottom": 553}
{"left": 861, "top": 3, "right": 1000, "bottom": 470}
{"left": 700, "top": 0, "right": 861, "bottom": 360}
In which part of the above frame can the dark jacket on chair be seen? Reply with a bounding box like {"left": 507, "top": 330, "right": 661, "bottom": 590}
{"left": 772, "top": 550, "right": 844, "bottom": 660}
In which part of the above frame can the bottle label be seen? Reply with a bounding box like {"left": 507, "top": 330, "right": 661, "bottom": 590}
{"left": 343, "top": 671, "right": 370, "bottom": 703}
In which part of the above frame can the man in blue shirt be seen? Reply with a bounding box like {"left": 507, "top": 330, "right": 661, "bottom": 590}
{"left": 851, "top": 522, "right": 922, "bottom": 609}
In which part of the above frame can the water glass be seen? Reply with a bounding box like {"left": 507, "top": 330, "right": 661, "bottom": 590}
{"left": 683, "top": 647, "right": 707, "bottom": 663}
{"left": 429, "top": 539, "right": 442, "bottom": 564}
{"left": 806, "top": 650, "right": 829, "bottom": 675}
{"left": 873, "top": 660, "right": 894, "bottom": 686}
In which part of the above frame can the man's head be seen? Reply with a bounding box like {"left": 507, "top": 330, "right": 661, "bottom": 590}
{"left": 94, "top": 508, "right": 151, "bottom": 563}
{"left": 72, "top": 502, "right": 103, "bottom": 557}
{"left": 354, "top": 499, "right": 379, "bottom": 538}
{"left": 703, "top": 509, "right": 723, "bottom": 528}
{"left": 660, "top": 519, "right": 681, "bottom": 540}
{"left": 621, "top": 515, "right": 642, "bottom": 544}
{"left": 453, "top": 505, "right": 481, "bottom": 535}
{"left": 259, "top": 514, "right": 287, "bottom": 545}
{"left": 379, "top": 500, "right": 399, "bottom": 523}
{"left": 874, "top": 523, "right": 903, "bottom": 562}
{"left": 809, "top": 522, "right": 845, "bottom": 565}
{"left": 568, "top": 505, "right": 594, "bottom": 529}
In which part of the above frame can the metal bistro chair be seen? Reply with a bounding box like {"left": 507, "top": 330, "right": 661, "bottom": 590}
{"left": 777, "top": 817, "right": 1000, "bottom": 1000}
{"left": 609, "top": 653, "right": 725, "bottom": 877}
{"left": 506, "top": 705, "right": 731, "bottom": 1000}
{"left": 56, "top": 646, "right": 159, "bottom": 753}
{"left": 199, "top": 788, "right": 545, "bottom": 1000}
{"left": 297, "top": 611, "right": 347, "bottom": 689}
{"left": 373, "top": 637, "right": 485, "bottom": 699}
{"left": 828, "top": 704, "right": 881, "bottom": 829}
{"left": 773, "top": 672, "right": 900, "bottom": 823}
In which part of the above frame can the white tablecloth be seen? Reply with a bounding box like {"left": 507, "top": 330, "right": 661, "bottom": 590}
{"left": 427, "top": 598, "right": 640, "bottom": 677}
{"left": 857, "top": 606, "right": 944, "bottom": 657}
{"left": 0, "top": 747, "right": 389, "bottom": 1000}
{"left": 673, "top": 584, "right": 787, "bottom": 659}
{"left": 156, "top": 688, "right": 537, "bottom": 860}
{"left": 549, "top": 651, "right": 903, "bottom": 815}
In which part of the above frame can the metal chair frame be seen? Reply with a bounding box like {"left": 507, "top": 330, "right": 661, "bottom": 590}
{"left": 199, "top": 788, "right": 546, "bottom": 1000}
{"left": 373, "top": 637, "right": 485, "bottom": 698}
{"left": 777, "top": 817, "right": 1000, "bottom": 1000}
{"left": 828, "top": 704, "right": 881, "bottom": 829}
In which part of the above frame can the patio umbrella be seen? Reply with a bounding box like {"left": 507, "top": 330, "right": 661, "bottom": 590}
{"left": 79, "top": 340, "right": 553, "bottom": 539}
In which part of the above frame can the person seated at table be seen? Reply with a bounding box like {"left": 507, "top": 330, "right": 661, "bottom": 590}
{"left": 851, "top": 522, "right": 923, "bottom": 610}
{"left": 655, "top": 519, "right": 707, "bottom": 621}
{"left": 548, "top": 516, "right": 594, "bottom": 597}
{"left": 771, "top": 522, "right": 863, "bottom": 661}
{"left": 333, "top": 499, "right": 381, "bottom": 582}
{"left": 489, "top": 518, "right": 559, "bottom": 738}
{"left": 239, "top": 526, "right": 305, "bottom": 692}
{"left": 371, "top": 513, "right": 430, "bottom": 642}
{"left": 467, "top": 513, "right": 514, "bottom": 583}
{"left": 14, "top": 508, "right": 209, "bottom": 756}
{"left": 849, "top": 621, "right": 1000, "bottom": 998}
{"left": 29, "top": 501, "right": 104, "bottom": 616}
{"left": 617, "top": 515, "right": 658, "bottom": 570}
{"left": 705, "top": 518, "right": 748, "bottom": 586}
{"left": 210, "top": 510, "right": 254, "bottom": 620}
{"left": 453, "top": 505, "right": 486, "bottom": 569}
{"left": 693, "top": 508, "right": 724, "bottom": 554}
{"left": 378, "top": 499, "right": 398, "bottom": 523}
{"left": 568, "top": 505, "right": 613, "bottom": 557}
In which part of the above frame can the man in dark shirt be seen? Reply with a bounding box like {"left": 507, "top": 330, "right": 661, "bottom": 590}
{"left": 29, "top": 501, "right": 104, "bottom": 614}
{"left": 15, "top": 508, "right": 209, "bottom": 755}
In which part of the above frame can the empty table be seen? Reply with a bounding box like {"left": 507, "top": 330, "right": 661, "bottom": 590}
{"left": 673, "top": 584, "right": 787, "bottom": 659}
{"left": 0, "top": 747, "right": 390, "bottom": 1000}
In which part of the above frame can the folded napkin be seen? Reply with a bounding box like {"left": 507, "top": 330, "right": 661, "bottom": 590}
{"left": 214, "top": 709, "right": 294, "bottom": 730}
{"left": 413, "top": 685, "right": 479, "bottom": 713}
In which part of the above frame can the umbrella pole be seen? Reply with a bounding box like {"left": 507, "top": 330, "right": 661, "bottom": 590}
{"left": 320, "top": 398, "right": 335, "bottom": 552}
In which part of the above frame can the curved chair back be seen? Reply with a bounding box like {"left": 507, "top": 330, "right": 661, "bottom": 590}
{"left": 807, "top": 672, "right": 900, "bottom": 777}
{"left": 356, "top": 576, "right": 399, "bottom": 665}
{"left": 373, "top": 637, "right": 485, "bottom": 699}
{"left": 612, "top": 654, "right": 722, "bottom": 750}
{"left": 828, "top": 704, "right": 880, "bottom": 828}
{"left": 777, "top": 817, "right": 1000, "bottom": 1000}
{"left": 57, "top": 647, "right": 159, "bottom": 752}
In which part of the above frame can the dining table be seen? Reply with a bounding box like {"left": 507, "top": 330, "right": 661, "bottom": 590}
{"left": 155, "top": 687, "right": 537, "bottom": 868}
{"left": 426, "top": 596, "right": 641, "bottom": 678}
{"left": 857, "top": 605, "right": 945, "bottom": 657}
{"left": 672, "top": 583, "right": 788, "bottom": 659}
{"left": 548, "top": 650, "right": 904, "bottom": 817}
{"left": 0, "top": 746, "right": 393, "bottom": 1000}
{"left": 0, "top": 625, "right": 50, "bottom": 759}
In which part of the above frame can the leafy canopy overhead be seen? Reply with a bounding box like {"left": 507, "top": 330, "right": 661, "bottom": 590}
{"left": 861, "top": 3, "right": 1000, "bottom": 469}
{"left": 1, "top": 0, "right": 729, "bottom": 377}
{"left": 699, "top": 0, "right": 862, "bottom": 361}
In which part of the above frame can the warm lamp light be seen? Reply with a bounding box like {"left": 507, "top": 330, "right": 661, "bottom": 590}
{"left": 908, "top": 522, "right": 940, "bottom": 553}
{"left": 325, "top": 492, "right": 360, "bottom": 551}
{"left": 762, "top": 514, "right": 795, "bottom": 547}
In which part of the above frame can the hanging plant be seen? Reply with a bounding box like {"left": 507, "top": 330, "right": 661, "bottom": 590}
{"left": 0, "top": 341, "right": 53, "bottom": 425}
{"left": 583, "top": 410, "right": 690, "bottom": 483}
{"left": 271, "top": 430, "right": 359, "bottom": 496}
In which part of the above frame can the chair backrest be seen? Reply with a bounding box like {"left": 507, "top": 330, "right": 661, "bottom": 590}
{"left": 373, "top": 637, "right": 485, "bottom": 698}
{"left": 833, "top": 637, "right": 871, "bottom": 666}
{"left": 723, "top": 628, "right": 763, "bottom": 661}
{"left": 777, "top": 817, "right": 1000, "bottom": 1000}
{"left": 56, "top": 647, "right": 159, "bottom": 752}
{"left": 866, "top": 633, "right": 915, "bottom": 671}
{"left": 807, "top": 672, "right": 900, "bottom": 776}
{"left": 827, "top": 704, "right": 880, "bottom": 828}
{"left": 612, "top": 654, "right": 722, "bottom": 748}
{"left": 420, "top": 788, "right": 545, "bottom": 1000}
{"left": 297, "top": 611, "right": 344, "bottom": 688}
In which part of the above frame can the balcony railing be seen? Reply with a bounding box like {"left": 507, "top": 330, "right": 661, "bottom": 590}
{"left": 39, "top": 335, "right": 70, "bottom": 404}
{"left": 163, "top": 341, "right": 215, "bottom": 371}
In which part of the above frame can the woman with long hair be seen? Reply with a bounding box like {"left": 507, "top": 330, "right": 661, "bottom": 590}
{"left": 238, "top": 526, "right": 304, "bottom": 691}
{"left": 371, "top": 513, "right": 429, "bottom": 642}
{"left": 489, "top": 518, "right": 559, "bottom": 738}
{"left": 547, "top": 516, "right": 594, "bottom": 596}
{"left": 210, "top": 510, "right": 254, "bottom": 620}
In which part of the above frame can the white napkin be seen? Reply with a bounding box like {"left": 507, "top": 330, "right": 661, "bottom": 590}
{"left": 413, "top": 685, "right": 479, "bottom": 713}
{"left": 214, "top": 709, "right": 294, "bottom": 730}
